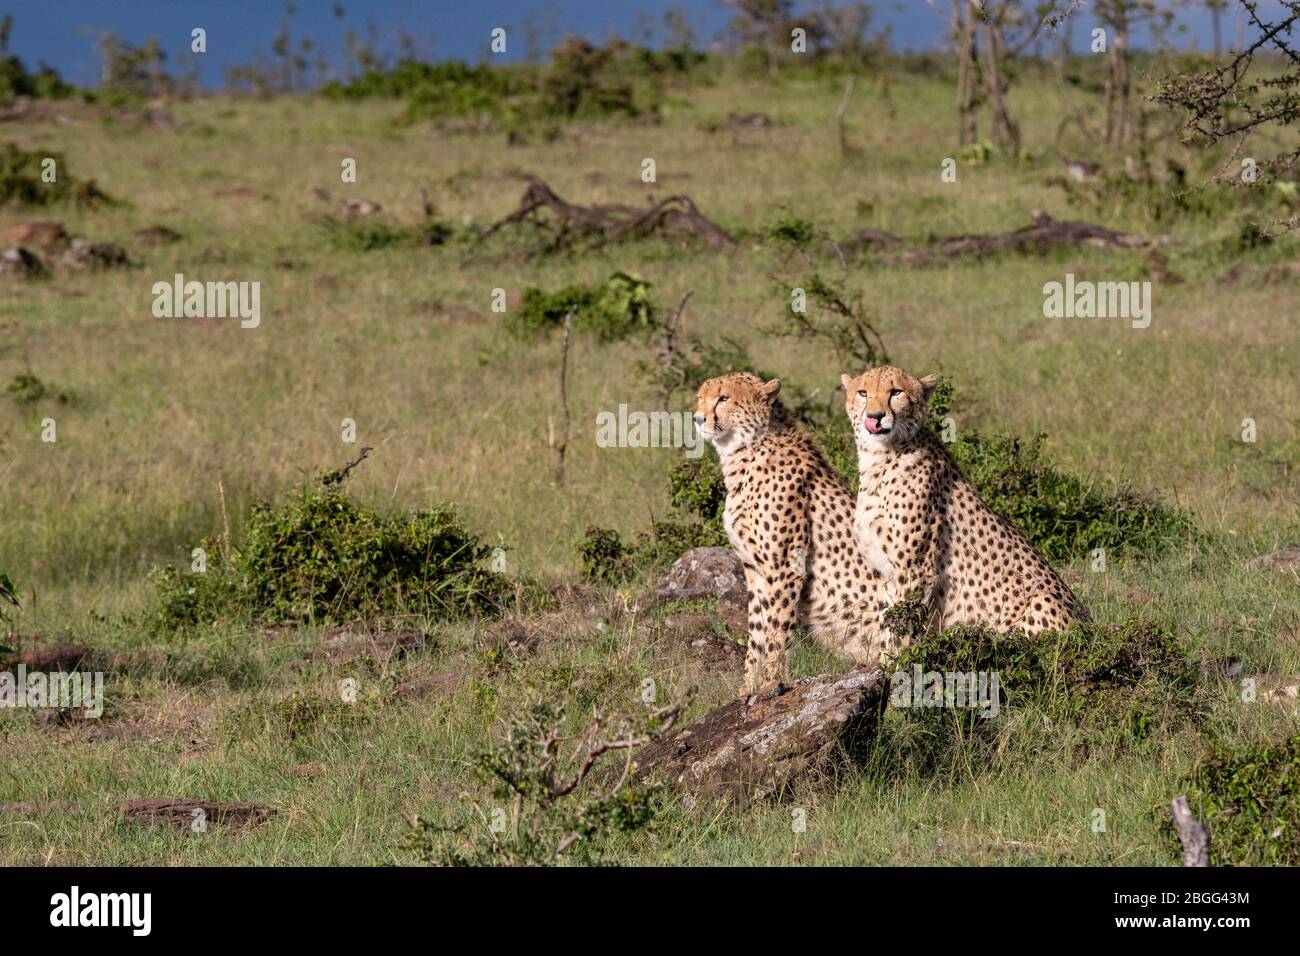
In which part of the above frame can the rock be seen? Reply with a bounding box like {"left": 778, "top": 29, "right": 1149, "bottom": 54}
{"left": 1, "top": 221, "right": 69, "bottom": 253}
{"left": 394, "top": 670, "right": 464, "bottom": 701}
{"left": 134, "top": 225, "right": 181, "bottom": 244}
{"left": 1248, "top": 546, "right": 1300, "bottom": 574}
{"left": 1253, "top": 673, "right": 1300, "bottom": 703}
{"left": 481, "top": 619, "right": 541, "bottom": 657}
{"left": 340, "top": 197, "right": 382, "bottom": 219}
{"left": 317, "top": 626, "right": 425, "bottom": 664}
{"left": 631, "top": 667, "right": 887, "bottom": 807}
{"left": 656, "top": 546, "right": 746, "bottom": 604}
{"left": 59, "top": 239, "right": 131, "bottom": 270}
{"left": 122, "top": 798, "right": 272, "bottom": 830}
{"left": 0, "top": 246, "right": 45, "bottom": 278}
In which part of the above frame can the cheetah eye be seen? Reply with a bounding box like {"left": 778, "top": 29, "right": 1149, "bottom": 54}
{"left": 718, "top": 395, "right": 729, "bottom": 403}
{"left": 857, "top": 390, "right": 867, "bottom": 398}
{"left": 888, "top": 388, "right": 902, "bottom": 397}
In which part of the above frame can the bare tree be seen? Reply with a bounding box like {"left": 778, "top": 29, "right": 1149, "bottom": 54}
{"left": 1093, "top": 1, "right": 1173, "bottom": 146}
{"left": 1155, "top": 0, "right": 1300, "bottom": 185}
{"left": 727, "top": 0, "right": 796, "bottom": 77}
{"left": 951, "top": 0, "right": 981, "bottom": 145}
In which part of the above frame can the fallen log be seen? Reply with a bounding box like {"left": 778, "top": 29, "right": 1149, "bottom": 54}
{"left": 1170, "top": 796, "right": 1210, "bottom": 867}
{"left": 482, "top": 176, "right": 736, "bottom": 253}
{"left": 632, "top": 667, "right": 887, "bottom": 807}
{"left": 840, "top": 210, "right": 1168, "bottom": 264}
{"left": 0, "top": 798, "right": 274, "bottom": 831}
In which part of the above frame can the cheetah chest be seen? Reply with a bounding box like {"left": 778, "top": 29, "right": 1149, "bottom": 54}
{"left": 854, "top": 469, "right": 898, "bottom": 597}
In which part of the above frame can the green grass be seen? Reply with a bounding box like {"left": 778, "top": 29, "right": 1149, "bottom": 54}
{"left": 2, "top": 59, "right": 1299, "bottom": 865}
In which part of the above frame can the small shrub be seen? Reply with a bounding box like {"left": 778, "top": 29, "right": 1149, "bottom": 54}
{"left": 945, "top": 429, "right": 1195, "bottom": 562}
{"left": 510, "top": 272, "right": 655, "bottom": 342}
{"left": 886, "top": 613, "right": 1203, "bottom": 769}
{"left": 6, "top": 373, "right": 74, "bottom": 406}
{"left": 0, "top": 143, "right": 112, "bottom": 207}
{"left": 406, "top": 695, "right": 674, "bottom": 866}
{"left": 539, "top": 38, "right": 659, "bottom": 121}
{"left": 1179, "top": 735, "right": 1300, "bottom": 866}
{"left": 763, "top": 206, "right": 819, "bottom": 250}
{"left": 578, "top": 526, "right": 632, "bottom": 585}
{"left": 148, "top": 459, "right": 508, "bottom": 632}
{"left": 578, "top": 519, "right": 724, "bottom": 585}
{"left": 0, "top": 53, "right": 76, "bottom": 100}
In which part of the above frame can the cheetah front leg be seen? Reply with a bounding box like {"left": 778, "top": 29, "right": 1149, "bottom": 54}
{"left": 741, "top": 565, "right": 767, "bottom": 695}
{"left": 748, "top": 505, "right": 811, "bottom": 696}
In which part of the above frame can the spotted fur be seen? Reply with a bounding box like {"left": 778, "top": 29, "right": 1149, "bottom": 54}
{"left": 841, "top": 364, "right": 1089, "bottom": 640}
{"left": 694, "top": 372, "right": 892, "bottom": 694}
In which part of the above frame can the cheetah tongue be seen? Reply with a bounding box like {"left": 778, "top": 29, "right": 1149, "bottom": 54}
{"left": 863, "top": 416, "right": 882, "bottom": 433}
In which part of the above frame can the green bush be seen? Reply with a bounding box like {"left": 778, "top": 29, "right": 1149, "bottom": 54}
{"left": 578, "top": 526, "right": 632, "bottom": 585}
{"left": 0, "top": 53, "right": 76, "bottom": 100}
{"left": 7, "top": 373, "right": 74, "bottom": 406}
{"left": 945, "top": 429, "right": 1194, "bottom": 562}
{"left": 0, "top": 143, "right": 112, "bottom": 207}
{"left": 577, "top": 519, "right": 724, "bottom": 586}
{"left": 149, "top": 463, "right": 508, "bottom": 633}
{"left": 1179, "top": 735, "right": 1300, "bottom": 866}
{"left": 885, "top": 612, "right": 1203, "bottom": 767}
{"left": 510, "top": 272, "right": 655, "bottom": 342}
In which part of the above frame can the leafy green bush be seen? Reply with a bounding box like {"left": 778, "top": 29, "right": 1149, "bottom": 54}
{"left": 945, "top": 429, "right": 1194, "bottom": 562}
{"left": 577, "top": 526, "right": 633, "bottom": 585}
{"left": 0, "top": 53, "right": 75, "bottom": 100}
{"left": 577, "top": 519, "right": 724, "bottom": 586}
{"left": 539, "top": 38, "right": 660, "bottom": 120}
{"left": 149, "top": 463, "right": 508, "bottom": 633}
{"left": 320, "top": 43, "right": 662, "bottom": 126}
{"left": 510, "top": 272, "right": 655, "bottom": 342}
{"left": 885, "top": 611, "right": 1203, "bottom": 767}
{"left": 1179, "top": 735, "right": 1300, "bottom": 866}
{"left": 0, "top": 143, "right": 112, "bottom": 207}
{"left": 7, "top": 373, "right": 74, "bottom": 406}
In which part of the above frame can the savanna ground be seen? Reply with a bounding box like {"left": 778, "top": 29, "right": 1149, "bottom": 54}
{"left": 2, "top": 52, "right": 1299, "bottom": 865}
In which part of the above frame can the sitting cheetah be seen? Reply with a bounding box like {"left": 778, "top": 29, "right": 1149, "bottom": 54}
{"left": 841, "top": 364, "right": 1089, "bottom": 639}
{"left": 694, "top": 372, "right": 892, "bottom": 694}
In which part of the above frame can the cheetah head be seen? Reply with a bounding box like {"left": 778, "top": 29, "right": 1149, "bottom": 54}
{"left": 840, "top": 365, "right": 939, "bottom": 447}
{"left": 693, "top": 372, "right": 782, "bottom": 454}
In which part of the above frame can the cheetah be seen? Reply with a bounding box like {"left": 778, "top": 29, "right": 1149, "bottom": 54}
{"left": 840, "top": 364, "right": 1089, "bottom": 639}
{"left": 694, "top": 372, "right": 892, "bottom": 694}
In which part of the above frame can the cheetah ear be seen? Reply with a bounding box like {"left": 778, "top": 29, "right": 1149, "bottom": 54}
{"left": 840, "top": 373, "right": 854, "bottom": 393}
{"left": 918, "top": 373, "right": 940, "bottom": 401}
{"left": 760, "top": 378, "right": 781, "bottom": 398}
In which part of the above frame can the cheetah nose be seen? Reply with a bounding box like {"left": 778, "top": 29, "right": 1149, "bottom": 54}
{"left": 693, "top": 414, "right": 705, "bottom": 426}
